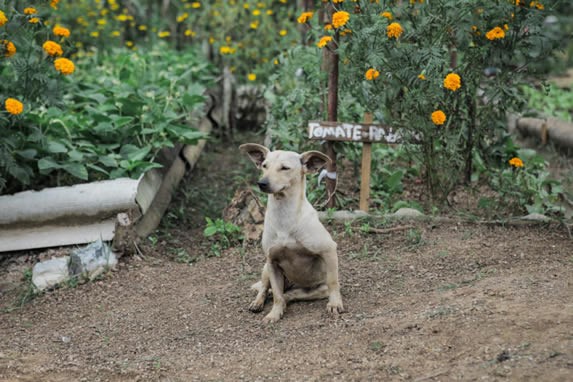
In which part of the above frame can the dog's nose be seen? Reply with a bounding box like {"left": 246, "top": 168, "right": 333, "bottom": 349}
{"left": 257, "top": 179, "right": 270, "bottom": 192}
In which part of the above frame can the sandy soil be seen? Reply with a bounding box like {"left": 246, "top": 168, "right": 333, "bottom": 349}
{"left": 1, "top": 143, "right": 572, "bottom": 382}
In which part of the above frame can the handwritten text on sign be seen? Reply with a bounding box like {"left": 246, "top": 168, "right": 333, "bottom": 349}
{"left": 308, "top": 121, "right": 401, "bottom": 143}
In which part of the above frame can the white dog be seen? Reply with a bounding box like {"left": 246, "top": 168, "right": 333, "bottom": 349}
{"left": 240, "top": 143, "right": 344, "bottom": 323}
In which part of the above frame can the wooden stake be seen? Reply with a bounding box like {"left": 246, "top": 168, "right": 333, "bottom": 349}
{"left": 359, "top": 112, "right": 373, "bottom": 212}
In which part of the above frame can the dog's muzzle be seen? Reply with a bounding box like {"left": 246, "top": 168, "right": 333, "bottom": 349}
{"left": 257, "top": 178, "right": 271, "bottom": 193}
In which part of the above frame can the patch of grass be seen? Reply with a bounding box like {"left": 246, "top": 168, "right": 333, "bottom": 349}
{"left": 370, "top": 341, "right": 386, "bottom": 352}
{"left": 436, "top": 250, "right": 449, "bottom": 258}
{"left": 438, "top": 283, "right": 459, "bottom": 291}
{"left": 426, "top": 305, "right": 455, "bottom": 318}
{"left": 349, "top": 244, "right": 383, "bottom": 261}
{"left": 405, "top": 228, "right": 424, "bottom": 247}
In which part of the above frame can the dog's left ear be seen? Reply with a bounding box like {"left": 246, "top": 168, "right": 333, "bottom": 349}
{"left": 300, "top": 151, "right": 330, "bottom": 173}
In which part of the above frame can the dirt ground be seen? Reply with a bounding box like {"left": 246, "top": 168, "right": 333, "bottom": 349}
{"left": 1, "top": 142, "right": 573, "bottom": 382}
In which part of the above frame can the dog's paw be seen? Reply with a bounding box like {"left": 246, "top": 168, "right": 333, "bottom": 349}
{"left": 262, "top": 312, "right": 282, "bottom": 324}
{"left": 248, "top": 300, "right": 265, "bottom": 313}
{"left": 327, "top": 301, "right": 344, "bottom": 314}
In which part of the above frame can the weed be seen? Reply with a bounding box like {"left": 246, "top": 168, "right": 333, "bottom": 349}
{"left": 406, "top": 228, "right": 423, "bottom": 247}
{"left": 203, "top": 217, "right": 243, "bottom": 257}
{"left": 370, "top": 341, "right": 386, "bottom": 352}
{"left": 436, "top": 250, "right": 449, "bottom": 258}
{"left": 344, "top": 221, "right": 353, "bottom": 236}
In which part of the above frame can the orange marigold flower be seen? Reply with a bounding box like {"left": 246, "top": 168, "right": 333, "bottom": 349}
{"left": 53, "top": 25, "right": 71, "bottom": 37}
{"left": 50, "top": 0, "right": 60, "bottom": 10}
{"left": 5, "top": 98, "right": 24, "bottom": 115}
{"left": 317, "top": 36, "right": 332, "bottom": 48}
{"left": 431, "top": 110, "right": 446, "bottom": 125}
{"left": 28, "top": 17, "right": 40, "bottom": 23}
{"left": 54, "top": 57, "right": 75, "bottom": 75}
{"left": 485, "top": 26, "right": 505, "bottom": 40}
{"left": 387, "top": 22, "right": 403, "bottom": 39}
{"left": 297, "top": 11, "right": 313, "bottom": 24}
{"left": 24, "top": 7, "right": 37, "bottom": 15}
{"left": 381, "top": 11, "right": 393, "bottom": 20}
{"left": 1, "top": 39, "right": 16, "bottom": 57}
{"left": 42, "top": 40, "right": 63, "bottom": 56}
{"left": 443, "top": 73, "right": 461, "bottom": 91}
{"left": 365, "top": 68, "right": 380, "bottom": 80}
{"left": 332, "top": 11, "right": 350, "bottom": 29}
{"left": 508, "top": 157, "right": 524, "bottom": 168}
{"left": 0, "top": 10, "right": 7, "bottom": 27}
{"left": 418, "top": 73, "right": 426, "bottom": 80}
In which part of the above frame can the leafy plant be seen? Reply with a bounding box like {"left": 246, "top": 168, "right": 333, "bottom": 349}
{"left": 203, "top": 217, "right": 243, "bottom": 256}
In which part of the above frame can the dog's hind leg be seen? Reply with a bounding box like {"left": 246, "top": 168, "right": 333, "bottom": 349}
{"left": 249, "top": 263, "right": 270, "bottom": 313}
{"left": 285, "top": 284, "right": 329, "bottom": 303}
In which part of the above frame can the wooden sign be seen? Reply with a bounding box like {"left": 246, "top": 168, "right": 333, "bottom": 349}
{"left": 308, "top": 115, "right": 402, "bottom": 212}
{"left": 308, "top": 120, "right": 401, "bottom": 143}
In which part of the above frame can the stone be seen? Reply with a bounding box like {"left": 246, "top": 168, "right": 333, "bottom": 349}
{"left": 69, "top": 239, "right": 118, "bottom": 280}
{"left": 32, "top": 256, "right": 70, "bottom": 291}
{"left": 393, "top": 208, "right": 424, "bottom": 218}
{"left": 521, "top": 213, "right": 550, "bottom": 222}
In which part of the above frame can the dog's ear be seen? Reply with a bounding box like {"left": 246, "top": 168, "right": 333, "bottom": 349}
{"left": 239, "top": 143, "right": 269, "bottom": 168}
{"left": 300, "top": 151, "right": 330, "bottom": 174}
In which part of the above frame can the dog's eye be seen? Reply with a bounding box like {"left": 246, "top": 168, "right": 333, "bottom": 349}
{"left": 280, "top": 166, "right": 291, "bottom": 171}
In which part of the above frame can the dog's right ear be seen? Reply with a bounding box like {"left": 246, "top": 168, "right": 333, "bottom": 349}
{"left": 239, "top": 143, "right": 269, "bottom": 168}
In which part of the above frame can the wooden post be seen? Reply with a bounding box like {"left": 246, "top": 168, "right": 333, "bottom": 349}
{"left": 323, "top": 2, "right": 339, "bottom": 208}
{"left": 359, "top": 113, "right": 373, "bottom": 212}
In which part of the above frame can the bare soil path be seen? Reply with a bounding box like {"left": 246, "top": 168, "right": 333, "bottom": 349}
{"left": 1, "top": 142, "right": 572, "bottom": 382}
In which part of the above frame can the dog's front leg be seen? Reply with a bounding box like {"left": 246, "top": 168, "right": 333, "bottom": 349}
{"left": 324, "top": 250, "right": 344, "bottom": 314}
{"left": 263, "top": 262, "right": 286, "bottom": 323}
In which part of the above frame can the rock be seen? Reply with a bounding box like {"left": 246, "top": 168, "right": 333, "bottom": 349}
{"left": 32, "top": 256, "right": 70, "bottom": 291}
{"left": 521, "top": 213, "right": 550, "bottom": 222}
{"left": 223, "top": 188, "right": 265, "bottom": 241}
{"left": 69, "top": 239, "right": 118, "bottom": 280}
{"left": 318, "top": 210, "right": 369, "bottom": 222}
{"left": 393, "top": 208, "right": 424, "bottom": 218}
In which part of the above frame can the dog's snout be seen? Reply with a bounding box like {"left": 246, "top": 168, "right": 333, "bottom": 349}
{"left": 257, "top": 178, "right": 270, "bottom": 192}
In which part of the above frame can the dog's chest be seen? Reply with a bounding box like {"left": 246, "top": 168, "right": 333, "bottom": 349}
{"left": 267, "top": 238, "right": 325, "bottom": 288}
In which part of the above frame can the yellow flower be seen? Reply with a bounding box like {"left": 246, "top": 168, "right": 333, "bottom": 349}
{"left": 90, "top": 31, "right": 100, "bottom": 38}
{"left": 250, "top": 21, "right": 259, "bottom": 29}
{"left": 28, "top": 17, "right": 40, "bottom": 24}
{"left": 381, "top": 11, "right": 393, "bottom": 20}
{"left": 111, "top": 31, "right": 120, "bottom": 37}
{"left": 317, "top": 36, "right": 332, "bottom": 48}
{"left": 158, "top": 31, "right": 171, "bottom": 38}
{"left": 176, "top": 13, "right": 188, "bottom": 22}
{"left": 50, "top": 0, "right": 60, "bottom": 10}
{"left": 266, "top": 10, "right": 273, "bottom": 15}
{"left": 253, "top": 9, "right": 261, "bottom": 16}
{"left": 508, "top": 157, "right": 524, "bottom": 168}
{"left": 24, "top": 7, "right": 37, "bottom": 15}
{"left": 340, "top": 29, "right": 352, "bottom": 37}
{"left": 324, "top": 24, "right": 333, "bottom": 31}
{"left": 418, "top": 73, "right": 426, "bottom": 80}
{"left": 248, "top": 73, "right": 256, "bottom": 81}
{"left": 279, "top": 29, "right": 287, "bottom": 36}
{"left": 332, "top": 11, "right": 350, "bottom": 29}
{"left": 443, "top": 73, "right": 461, "bottom": 91}
{"left": 5, "top": 98, "right": 23, "bottom": 115}
{"left": 126, "top": 41, "right": 134, "bottom": 47}
{"left": 185, "top": 29, "right": 196, "bottom": 37}
{"left": 274, "top": 59, "right": 279, "bottom": 65}
{"left": 191, "top": 2, "right": 201, "bottom": 8}
{"left": 387, "top": 22, "right": 403, "bottom": 39}
{"left": 297, "top": 11, "right": 314, "bottom": 24}
{"left": 365, "top": 68, "right": 380, "bottom": 80}
{"left": 530, "top": 1, "right": 544, "bottom": 10}
{"left": 138, "top": 25, "right": 148, "bottom": 31}
{"left": 53, "top": 25, "right": 71, "bottom": 37}
{"left": 431, "top": 110, "right": 446, "bottom": 125}
{"left": 220, "top": 46, "right": 236, "bottom": 55}
{"left": 485, "top": 26, "right": 505, "bottom": 40}
{"left": 42, "top": 40, "right": 63, "bottom": 56}
{"left": 0, "top": 10, "right": 7, "bottom": 27}
{"left": 0, "top": 40, "right": 16, "bottom": 57}
{"left": 97, "top": 19, "right": 107, "bottom": 26}
{"left": 54, "top": 57, "right": 75, "bottom": 75}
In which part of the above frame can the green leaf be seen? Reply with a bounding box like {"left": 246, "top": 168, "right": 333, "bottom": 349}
{"left": 38, "top": 157, "right": 61, "bottom": 171}
{"left": 15, "top": 149, "right": 37, "bottom": 160}
{"left": 47, "top": 141, "right": 68, "bottom": 154}
{"left": 62, "top": 163, "right": 88, "bottom": 180}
